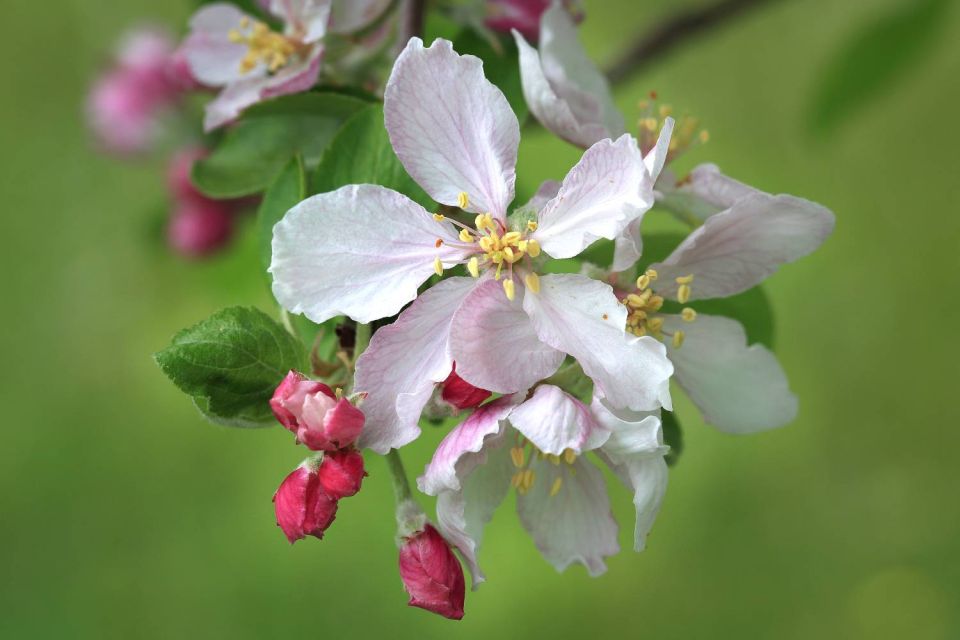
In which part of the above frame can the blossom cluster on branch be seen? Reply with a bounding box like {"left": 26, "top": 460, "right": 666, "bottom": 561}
{"left": 90, "top": 0, "right": 835, "bottom": 620}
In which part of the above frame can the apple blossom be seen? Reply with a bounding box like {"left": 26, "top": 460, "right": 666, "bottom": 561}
{"left": 271, "top": 37, "right": 676, "bottom": 453}
{"left": 485, "top": 0, "right": 582, "bottom": 42}
{"left": 419, "top": 387, "right": 668, "bottom": 584}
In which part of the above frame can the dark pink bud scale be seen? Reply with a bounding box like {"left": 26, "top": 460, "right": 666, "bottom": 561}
{"left": 398, "top": 525, "right": 466, "bottom": 620}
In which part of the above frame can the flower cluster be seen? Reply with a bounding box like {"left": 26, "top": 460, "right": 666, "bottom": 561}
{"left": 140, "top": 0, "right": 835, "bottom": 622}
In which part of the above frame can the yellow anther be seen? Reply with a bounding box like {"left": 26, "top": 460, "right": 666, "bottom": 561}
{"left": 467, "top": 256, "right": 480, "bottom": 278}
{"left": 432, "top": 213, "right": 445, "bottom": 222}
{"left": 491, "top": 251, "right": 504, "bottom": 265}
{"left": 478, "top": 236, "right": 494, "bottom": 253}
{"left": 522, "top": 468, "right": 535, "bottom": 491}
{"left": 648, "top": 295, "right": 664, "bottom": 311}
{"left": 659, "top": 104, "right": 673, "bottom": 118}
{"left": 681, "top": 307, "right": 697, "bottom": 322}
{"left": 627, "top": 291, "right": 652, "bottom": 308}
{"left": 458, "top": 192, "right": 469, "bottom": 209}
{"left": 524, "top": 272, "right": 540, "bottom": 294}
{"left": 699, "top": 130, "right": 710, "bottom": 143}
{"left": 548, "top": 454, "right": 560, "bottom": 465}
{"left": 642, "top": 117, "right": 659, "bottom": 131}
{"left": 672, "top": 330, "right": 685, "bottom": 348}
{"left": 526, "top": 239, "right": 541, "bottom": 258}
{"left": 646, "top": 268, "right": 658, "bottom": 281}
{"left": 228, "top": 29, "right": 243, "bottom": 43}
{"left": 503, "top": 278, "right": 516, "bottom": 301}
{"left": 502, "top": 231, "right": 522, "bottom": 245}
{"left": 517, "top": 240, "right": 528, "bottom": 253}
{"left": 488, "top": 230, "right": 501, "bottom": 249}
{"left": 549, "top": 477, "right": 563, "bottom": 497}
{"left": 634, "top": 326, "right": 647, "bottom": 337}
{"left": 636, "top": 274, "right": 651, "bottom": 290}
{"left": 563, "top": 449, "right": 577, "bottom": 465}
{"left": 459, "top": 228, "right": 474, "bottom": 243}
{"left": 505, "top": 246, "right": 521, "bottom": 263}
{"left": 638, "top": 99, "right": 650, "bottom": 110}
{"left": 647, "top": 317, "right": 664, "bottom": 333}
{"left": 527, "top": 220, "right": 538, "bottom": 232}
{"left": 510, "top": 446, "right": 525, "bottom": 468}
{"left": 240, "top": 16, "right": 250, "bottom": 27}
{"left": 433, "top": 257, "right": 443, "bottom": 276}
{"left": 675, "top": 274, "right": 694, "bottom": 285}
{"left": 677, "top": 284, "right": 692, "bottom": 304}
{"left": 511, "top": 472, "right": 523, "bottom": 488}
{"left": 474, "top": 213, "right": 486, "bottom": 230}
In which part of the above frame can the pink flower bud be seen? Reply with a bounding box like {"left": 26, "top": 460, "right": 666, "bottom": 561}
{"left": 270, "top": 371, "right": 365, "bottom": 451}
{"left": 441, "top": 366, "right": 492, "bottom": 411}
{"left": 167, "top": 199, "right": 234, "bottom": 258}
{"left": 167, "top": 147, "right": 208, "bottom": 201}
{"left": 485, "top": 0, "right": 583, "bottom": 42}
{"left": 273, "top": 463, "right": 338, "bottom": 544}
{"left": 318, "top": 449, "right": 367, "bottom": 499}
{"left": 398, "top": 525, "right": 466, "bottom": 620}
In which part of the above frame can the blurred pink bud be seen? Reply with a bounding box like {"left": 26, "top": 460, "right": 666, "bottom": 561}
{"left": 440, "top": 366, "right": 491, "bottom": 411}
{"left": 167, "top": 147, "right": 208, "bottom": 200}
{"left": 270, "top": 371, "right": 365, "bottom": 451}
{"left": 273, "top": 463, "right": 338, "bottom": 544}
{"left": 318, "top": 449, "right": 367, "bottom": 499}
{"left": 86, "top": 27, "right": 191, "bottom": 155}
{"left": 398, "top": 525, "right": 466, "bottom": 620}
{"left": 167, "top": 199, "right": 234, "bottom": 258}
{"left": 485, "top": 0, "right": 583, "bottom": 42}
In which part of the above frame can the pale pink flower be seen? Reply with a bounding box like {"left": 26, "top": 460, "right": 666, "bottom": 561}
{"left": 270, "top": 37, "right": 675, "bottom": 453}
{"left": 485, "top": 0, "right": 582, "bottom": 42}
{"left": 418, "top": 386, "right": 668, "bottom": 584}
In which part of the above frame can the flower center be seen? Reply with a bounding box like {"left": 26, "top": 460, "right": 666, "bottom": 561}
{"left": 509, "top": 437, "right": 577, "bottom": 497}
{"left": 432, "top": 191, "right": 542, "bottom": 301}
{"left": 625, "top": 269, "right": 697, "bottom": 348}
{"left": 637, "top": 92, "right": 709, "bottom": 165}
{"left": 228, "top": 18, "right": 303, "bottom": 74}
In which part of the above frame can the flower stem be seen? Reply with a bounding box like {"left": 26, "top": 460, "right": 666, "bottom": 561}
{"left": 385, "top": 448, "right": 414, "bottom": 504}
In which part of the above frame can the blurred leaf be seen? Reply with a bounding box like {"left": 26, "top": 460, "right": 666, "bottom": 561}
{"left": 662, "top": 410, "right": 683, "bottom": 467}
{"left": 154, "top": 307, "right": 305, "bottom": 428}
{"left": 453, "top": 29, "right": 529, "bottom": 124}
{"left": 192, "top": 92, "right": 368, "bottom": 198}
{"left": 808, "top": 0, "right": 949, "bottom": 135}
{"left": 312, "top": 104, "right": 434, "bottom": 208}
{"left": 257, "top": 155, "right": 306, "bottom": 275}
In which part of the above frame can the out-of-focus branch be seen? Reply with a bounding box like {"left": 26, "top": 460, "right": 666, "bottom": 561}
{"left": 408, "top": 0, "right": 427, "bottom": 39}
{"left": 606, "top": 0, "right": 777, "bottom": 85}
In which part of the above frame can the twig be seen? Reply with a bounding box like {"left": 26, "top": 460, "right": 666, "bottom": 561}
{"left": 408, "top": 0, "right": 427, "bottom": 40}
{"left": 606, "top": 0, "right": 776, "bottom": 85}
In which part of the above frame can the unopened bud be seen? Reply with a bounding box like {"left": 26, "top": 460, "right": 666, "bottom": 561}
{"left": 398, "top": 525, "right": 465, "bottom": 620}
{"left": 270, "top": 371, "right": 365, "bottom": 451}
{"left": 440, "top": 366, "right": 492, "bottom": 411}
{"left": 167, "top": 199, "right": 234, "bottom": 258}
{"left": 318, "top": 449, "right": 366, "bottom": 499}
{"left": 273, "top": 463, "right": 337, "bottom": 544}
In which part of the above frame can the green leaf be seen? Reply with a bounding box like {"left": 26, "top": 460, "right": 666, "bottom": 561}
{"left": 155, "top": 307, "right": 306, "bottom": 428}
{"left": 808, "top": 0, "right": 949, "bottom": 135}
{"left": 192, "top": 92, "right": 369, "bottom": 198}
{"left": 257, "top": 156, "right": 306, "bottom": 274}
{"left": 452, "top": 29, "right": 528, "bottom": 124}
{"left": 312, "top": 104, "right": 433, "bottom": 208}
{"left": 661, "top": 411, "right": 683, "bottom": 467}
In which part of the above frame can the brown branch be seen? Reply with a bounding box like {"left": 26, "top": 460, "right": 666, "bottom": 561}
{"left": 606, "top": 0, "right": 778, "bottom": 85}
{"left": 408, "top": 0, "right": 427, "bottom": 40}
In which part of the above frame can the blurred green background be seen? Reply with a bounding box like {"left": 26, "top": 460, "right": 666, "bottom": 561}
{"left": 2, "top": 0, "right": 958, "bottom": 637}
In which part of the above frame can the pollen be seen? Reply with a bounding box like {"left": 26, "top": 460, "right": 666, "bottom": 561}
{"left": 527, "top": 220, "right": 538, "bottom": 232}
{"left": 672, "top": 330, "right": 685, "bottom": 348}
{"left": 526, "top": 239, "right": 541, "bottom": 258}
{"left": 433, "top": 257, "right": 443, "bottom": 276}
{"left": 677, "top": 284, "right": 691, "bottom": 304}
{"left": 549, "top": 477, "right": 563, "bottom": 497}
{"left": 467, "top": 256, "right": 480, "bottom": 278}
{"left": 459, "top": 228, "right": 474, "bottom": 243}
{"left": 432, "top": 213, "right": 445, "bottom": 222}
{"left": 510, "top": 446, "right": 525, "bottom": 468}
{"left": 229, "top": 19, "right": 301, "bottom": 74}
{"left": 681, "top": 307, "right": 697, "bottom": 322}
{"left": 524, "top": 272, "right": 540, "bottom": 293}
{"left": 503, "top": 278, "right": 516, "bottom": 301}
{"left": 563, "top": 449, "right": 577, "bottom": 465}
{"left": 458, "top": 192, "right": 469, "bottom": 209}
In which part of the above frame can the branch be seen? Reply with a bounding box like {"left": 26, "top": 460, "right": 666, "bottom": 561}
{"left": 606, "top": 0, "right": 777, "bottom": 85}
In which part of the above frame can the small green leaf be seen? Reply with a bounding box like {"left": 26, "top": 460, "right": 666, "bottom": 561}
{"left": 661, "top": 411, "right": 683, "bottom": 467}
{"left": 257, "top": 156, "right": 306, "bottom": 274}
{"left": 312, "top": 104, "right": 433, "bottom": 208}
{"left": 155, "top": 307, "right": 306, "bottom": 428}
{"left": 192, "top": 92, "right": 369, "bottom": 198}
{"left": 808, "top": 0, "right": 949, "bottom": 135}
{"left": 452, "top": 29, "right": 528, "bottom": 124}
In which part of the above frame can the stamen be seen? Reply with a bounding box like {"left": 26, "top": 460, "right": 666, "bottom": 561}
{"left": 458, "top": 228, "right": 474, "bottom": 243}
{"left": 672, "top": 330, "right": 685, "bottom": 348}
{"left": 526, "top": 239, "right": 541, "bottom": 258}
{"left": 563, "top": 449, "right": 576, "bottom": 465}
{"left": 433, "top": 257, "right": 443, "bottom": 276}
{"left": 677, "top": 284, "right": 691, "bottom": 304}
{"left": 524, "top": 272, "right": 540, "bottom": 294}
{"left": 527, "top": 220, "right": 538, "bottom": 232}
{"left": 681, "top": 307, "right": 697, "bottom": 322}
{"left": 503, "top": 278, "right": 516, "bottom": 301}
{"left": 432, "top": 213, "right": 445, "bottom": 222}
{"left": 550, "top": 477, "right": 563, "bottom": 497}
{"left": 467, "top": 256, "right": 480, "bottom": 278}
{"left": 522, "top": 469, "right": 535, "bottom": 491}
{"left": 675, "top": 274, "right": 694, "bottom": 284}
{"left": 510, "top": 446, "right": 525, "bottom": 468}
{"left": 458, "top": 192, "right": 469, "bottom": 209}
{"left": 434, "top": 238, "right": 444, "bottom": 248}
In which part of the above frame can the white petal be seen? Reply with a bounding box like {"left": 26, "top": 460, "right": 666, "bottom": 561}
{"left": 384, "top": 38, "right": 519, "bottom": 221}
{"left": 664, "top": 314, "right": 797, "bottom": 433}
{"left": 270, "top": 0, "right": 331, "bottom": 42}
{"left": 353, "top": 277, "right": 478, "bottom": 453}
{"left": 508, "top": 385, "right": 607, "bottom": 455}
{"left": 419, "top": 397, "right": 517, "bottom": 496}
{"left": 591, "top": 398, "right": 666, "bottom": 462}
{"left": 643, "top": 117, "right": 674, "bottom": 185}
{"left": 329, "top": 0, "right": 391, "bottom": 34}
{"left": 534, "top": 135, "right": 653, "bottom": 259}
{"left": 435, "top": 428, "right": 514, "bottom": 588}
{"left": 516, "top": 455, "right": 619, "bottom": 576}
{"left": 449, "top": 279, "right": 564, "bottom": 394}
{"left": 202, "top": 74, "right": 267, "bottom": 131}
{"left": 650, "top": 192, "right": 835, "bottom": 300}
{"left": 270, "top": 184, "right": 468, "bottom": 324}
{"left": 182, "top": 4, "right": 251, "bottom": 86}
{"left": 514, "top": 179, "right": 561, "bottom": 216}
{"left": 658, "top": 163, "right": 760, "bottom": 223}
{"left": 523, "top": 274, "right": 673, "bottom": 412}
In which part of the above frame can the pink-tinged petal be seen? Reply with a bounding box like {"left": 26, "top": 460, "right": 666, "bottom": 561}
{"left": 664, "top": 314, "right": 797, "bottom": 433}
{"left": 260, "top": 46, "right": 323, "bottom": 99}
{"left": 643, "top": 117, "right": 674, "bottom": 185}
{"left": 182, "top": 4, "right": 251, "bottom": 86}
{"left": 384, "top": 38, "right": 519, "bottom": 221}
{"left": 419, "top": 397, "right": 517, "bottom": 496}
{"left": 449, "top": 279, "right": 564, "bottom": 394}
{"left": 270, "top": 184, "right": 467, "bottom": 324}
{"left": 533, "top": 135, "right": 653, "bottom": 259}
{"left": 353, "top": 277, "right": 478, "bottom": 453}
{"left": 523, "top": 274, "right": 673, "bottom": 412}
{"left": 329, "top": 0, "right": 391, "bottom": 34}
{"left": 650, "top": 192, "right": 835, "bottom": 300}
{"left": 435, "top": 428, "right": 515, "bottom": 588}
{"left": 269, "top": 0, "right": 331, "bottom": 42}
{"left": 591, "top": 397, "right": 669, "bottom": 551}
{"left": 658, "top": 163, "right": 760, "bottom": 223}
{"left": 202, "top": 74, "right": 269, "bottom": 131}
{"left": 508, "top": 385, "right": 608, "bottom": 455}
{"left": 516, "top": 454, "right": 619, "bottom": 576}
{"left": 516, "top": 179, "right": 561, "bottom": 216}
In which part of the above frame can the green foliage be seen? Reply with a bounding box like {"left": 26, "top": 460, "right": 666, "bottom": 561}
{"left": 257, "top": 156, "right": 306, "bottom": 274}
{"left": 312, "top": 104, "right": 433, "bottom": 208}
{"left": 661, "top": 410, "right": 683, "bottom": 467}
{"left": 192, "top": 92, "right": 369, "bottom": 198}
{"left": 808, "top": 0, "right": 949, "bottom": 134}
{"left": 154, "top": 307, "right": 306, "bottom": 428}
